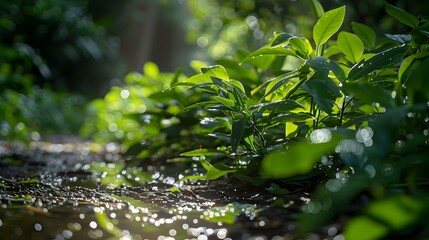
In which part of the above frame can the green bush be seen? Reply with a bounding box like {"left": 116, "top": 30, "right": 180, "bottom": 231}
{"left": 84, "top": 1, "right": 429, "bottom": 238}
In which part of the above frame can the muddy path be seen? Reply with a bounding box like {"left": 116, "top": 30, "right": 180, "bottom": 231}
{"left": 0, "top": 138, "right": 340, "bottom": 240}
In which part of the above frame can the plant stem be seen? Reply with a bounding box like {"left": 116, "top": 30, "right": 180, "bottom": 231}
{"left": 339, "top": 97, "right": 346, "bottom": 126}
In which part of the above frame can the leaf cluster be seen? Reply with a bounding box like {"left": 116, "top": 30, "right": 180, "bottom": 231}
{"left": 85, "top": 2, "right": 429, "bottom": 238}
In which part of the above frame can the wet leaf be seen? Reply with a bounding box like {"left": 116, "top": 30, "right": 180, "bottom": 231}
{"left": 203, "top": 204, "right": 239, "bottom": 224}
{"left": 348, "top": 45, "right": 408, "bottom": 81}
{"left": 205, "top": 161, "right": 236, "bottom": 180}
{"left": 271, "top": 32, "right": 295, "bottom": 47}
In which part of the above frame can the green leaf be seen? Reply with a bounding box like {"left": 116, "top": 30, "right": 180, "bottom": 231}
{"left": 208, "top": 133, "right": 231, "bottom": 142}
{"left": 185, "top": 65, "right": 229, "bottom": 84}
{"left": 251, "top": 70, "right": 301, "bottom": 97}
{"left": 352, "top": 22, "right": 376, "bottom": 49}
{"left": 212, "top": 96, "right": 236, "bottom": 108}
{"left": 290, "top": 37, "right": 314, "bottom": 59}
{"left": 337, "top": 31, "right": 364, "bottom": 63}
{"left": 143, "top": 61, "right": 159, "bottom": 78}
{"left": 205, "top": 161, "right": 236, "bottom": 180}
{"left": 180, "top": 160, "right": 236, "bottom": 182}
{"left": 216, "top": 59, "right": 258, "bottom": 82}
{"left": 260, "top": 134, "right": 339, "bottom": 178}
{"left": 177, "top": 101, "right": 218, "bottom": 114}
{"left": 385, "top": 3, "right": 419, "bottom": 28}
{"left": 405, "top": 57, "right": 429, "bottom": 104}
{"left": 231, "top": 116, "right": 247, "bottom": 153}
{"left": 344, "top": 195, "right": 426, "bottom": 240}
{"left": 180, "top": 148, "right": 225, "bottom": 157}
{"left": 169, "top": 186, "right": 181, "bottom": 192}
{"left": 305, "top": 56, "right": 345, "bottom": 81}
{"left": 313, "top": 6, "right": 346, "bottom": 48}
{"left": 95, "top": 211, "right": 122, "bottom": 238}
{"left": 242, "top": 46, "right": 298, "bottom": 63}
{"left": 302, "top": 77, "right": 341, "bottom": 114}
{"left": 308, "top": 0, "right": 324, "bottom": 19}
{"left": 329, "top": 61, "right": 346, "bottom": 82}
{"left": 271, "top": 33, "right": 295, "bottom": 47}
{"left": 269, "top": 112, "right": 315, "bottom": 124}
{"left": 398, "top": 51, "right": 429, "bottom": 81}
{"left": 348, "top": 45, "right": 408, "bottom": 81}
{"left": 250, "top": 99, "right": 306, "bottom": 112}
{"left": 266, "top": 183, "right": 290, "bottom": 195}
{"left": 343, "top": 82, "right": 394, "bottom": 109}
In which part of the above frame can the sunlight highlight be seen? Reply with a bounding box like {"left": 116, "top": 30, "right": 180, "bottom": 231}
{"left": 310, "top": 128, "right": 332, "bottom": 143}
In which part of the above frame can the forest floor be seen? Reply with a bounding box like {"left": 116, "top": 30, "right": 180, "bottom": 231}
{"left": 0, "top": 136, "right": 342, "bottom": 240}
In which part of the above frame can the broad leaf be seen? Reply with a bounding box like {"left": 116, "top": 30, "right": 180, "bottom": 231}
{"left": 177, "top": 100, "right": 218, "bottom": 114}
{"left": 208, "top": 133, "right": 231, "bottom": 142}
{"left": 405, "top": 57, "right": 429, "bottom": 104}
{"left": 185, "top": 65, "right": 229, "bottom": 84}
{"left": 231, "top": 116, "right": 247, "bottom": 153}
{"left": 308, "top": 0, "right": 324, "bottom": 18}
{"left": 250, "top": 99, "right": 306, "bottom": 112}
{"left": 352, "top": 22, "right": 376, "bottom": 49}
{"left": 180, "top": 159, "right": 236, "bottom": 181}
{"left": 348, "top": 45, "right": 408, "bottom": 81}
{"left": 343, "top": 82, "right": 394, "bottom": 109}
{"left": 260, "top": 135, "right": 339, "bottom": 178}
{"left": 344, "top": 195, "right": 426, "bottom": 240}
{"left": 398, "top": 50, "right": 429, "bottom": 81}
{"left": 180, "top": 148, "right": 225, "bottom": 157}
{"left": 202, "top": 159, "right": 236, "bottom": 180}
{"left": 268, "top": 112, "right": 315, "bottom": 124}
{"left": 271, "top": 33, "right": 295, "bottom": 47}
{"left": 216, "top": 59, "right": 258, "bottom": 82}
{"left": 385, "top": 3, "right": 419, "bottom": 28}
{"left": 313, "top": 6, "right": 346, "bottom": 48}
{"left": 302, "top": 77, "right": 341, "bottom": 114}
{"left": 306, "top": 57, "right": 346, "bottom": 82}
{"left": 242, "top": 47, "right": 297, "bottom": 63}
{"left": 290, "top": 37, "right": 313, "bottom": 59}
{"left": 212, "top": 96, "right": 235, "bottom": 109}
{"left": 337, "top": 31, "right": 364, "bottom": 63}
{"left": 251, "top": 70, "right": 301, "bottom": 96}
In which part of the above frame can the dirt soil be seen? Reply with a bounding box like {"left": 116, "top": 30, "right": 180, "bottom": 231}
{"left": 0, "top": 137, "right": 341, "bottom": 240}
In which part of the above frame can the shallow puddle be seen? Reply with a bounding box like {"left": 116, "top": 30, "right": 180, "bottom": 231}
{"left": 0, "top": 139, "right": 315, "bottom": 240}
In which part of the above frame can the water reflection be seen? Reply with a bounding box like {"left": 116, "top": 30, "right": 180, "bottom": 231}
{"left": 0, "top": 139, "right": 345, "bottom": 239}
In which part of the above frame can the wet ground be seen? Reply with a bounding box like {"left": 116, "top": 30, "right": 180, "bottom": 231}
{"left": 0, "top": 137, "right": 342, "bottom": 240}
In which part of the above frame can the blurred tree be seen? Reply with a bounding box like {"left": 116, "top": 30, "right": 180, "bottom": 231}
{"left": 0, "top": 0, "right": 119, "bottom": 97}
{"left": 184, "top": 0, "right": 429, "bottom": 61}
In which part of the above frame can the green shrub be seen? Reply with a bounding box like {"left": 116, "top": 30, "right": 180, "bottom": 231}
{"left": 84, "top": 1, "right": 429, "bottom": 238}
